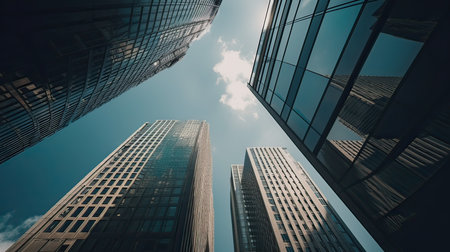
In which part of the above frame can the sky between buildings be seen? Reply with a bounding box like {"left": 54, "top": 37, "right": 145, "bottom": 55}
{"left": 0, "top": 0, "right": 382, "bottom": 251}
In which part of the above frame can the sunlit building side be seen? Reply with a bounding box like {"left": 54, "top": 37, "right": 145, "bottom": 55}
{"left": 230, "top": 147, "right": 363, "bottom": 252}
{"left": 8, "top": 120, "right": 214, "bottom": 251}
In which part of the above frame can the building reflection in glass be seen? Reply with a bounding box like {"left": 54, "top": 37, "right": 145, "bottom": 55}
{"left": 248, "top": 0, "right": 450, "bottom": 250}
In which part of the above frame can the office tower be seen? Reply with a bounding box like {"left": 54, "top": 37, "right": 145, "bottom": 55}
{"left": 248, "top": 0, "right": 450, "bottom": 250}
{"left": 230, "top": 147, "right": 363, "bottom": 252}
{"left": 0, "top": 0, "right": 221, "bottom": 164}
{"left": 8, "top": 120, "right": 214, "bottom": 252}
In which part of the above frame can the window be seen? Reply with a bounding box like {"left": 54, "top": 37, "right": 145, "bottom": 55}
{"left": 69, "top": 220, "right": 83, "bottom": 232}
{"left": 295, "top": 0, "right": 317, "bottom": 19}
{"left": 71, "top": 196, "right": 82, "bottom": 204}
{"left": 57, "top": 244, "right": 69, "bottom": 252}
{"left": 80, "top": 188, "right": 90, "bottom": 195}
{"left": 82, "top": 197, "right": 92, "bottom": 204}
{"left": 292, "top": 71, "right": 329, "bottom": 122}
{"left": 82, "top": 207, "right": 95, "bottom": 217}
{"left": 306, "top": 4, "right": 361, "bottom": 76}
{"left": 57, "top": 220, "right": 72, "bottom": 232}
{"left": 311, "top": 83, "right": 342, "bottom": 134}
{"left": 82, "top": 220, "right": 96, "bottom": 232}
{"left": 108, "top": 180, "right": 116, "bottom": 186}
{"left": 93, "top": 197, "right": 102, "bottom": 204}
{"left": 91, "top": 188, "right": 100, "bottom": 194}
{"left": 100, "top": 188, "right": 109, "bottom": 195}
{"left": 103, "top": 197, "right": 112, "bottom": 204}
{"left": 287, "top": 111, "right": 309, "bottom": 140}
{"left": 59, "top": 207, "right": 73, "bottom": 217}
{"left": 71, "top": 207, "right": 84, "bottom": 217}
{"left": 305, "top": 128, "right": 321, "bottom": 151}
{"left": 93, "top": 207, "right": 105, "bottom": 217}
{"left": 284, "top": 20, "right": 310, "bottom": 65}
{"left": 274, "top": 63, "right": 296, "bottom": 101}
{"left": 162, "top": 220, "right": 174, "bottom": 232}
{"left": 44, "top": 220, "right": 60, "bottom": 232}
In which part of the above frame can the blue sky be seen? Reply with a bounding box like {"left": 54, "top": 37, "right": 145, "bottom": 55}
{"left": 0, "top": 1, "right": 381, "bottom": 251}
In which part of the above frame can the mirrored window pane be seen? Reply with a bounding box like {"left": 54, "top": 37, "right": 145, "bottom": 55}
{"left": 296, "top": 0, "right": 318, "bottom": 19}
{"left": 307, "top": 5, "right": 361, "bottom": 77}
{"left": 274, "top": 63, "right": 296, "bottom": 100}
{"left": 292, "top": 71, "right": 328, "bottom": 122}
{"left": 284, "top": 20, "right": 310, "bottom": 65}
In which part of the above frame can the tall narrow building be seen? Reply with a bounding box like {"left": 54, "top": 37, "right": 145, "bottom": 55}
{"left": 8, "top": 120, "right": 214, "bottom": 252}
{"left": 0, "top": 0, "right": 221, "bottom": 164}
{"left": 230, "top": 147, "right": 363, "bottom": 252}
{"left": 248, "top": 0, "right": 450, "bottom": 250}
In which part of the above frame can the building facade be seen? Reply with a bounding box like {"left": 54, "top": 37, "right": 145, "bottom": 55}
{"left": 230, "top": 147, "right": 363, "bottom": 252}
{"left": 8, "top": 120, "right": 214, "bottom": 252}
{"left": 0, "top": 0, "right": 221, "bottom": 164}
{"left": 248, "top": 0, "right": 450, "bottom": 250}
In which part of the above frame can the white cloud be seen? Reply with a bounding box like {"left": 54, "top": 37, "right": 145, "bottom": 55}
{"left": 0, "top": 212, "right": 41, "bottom": 252}
{"left": 213, "top": 38, "right": 258, "bottom": 115}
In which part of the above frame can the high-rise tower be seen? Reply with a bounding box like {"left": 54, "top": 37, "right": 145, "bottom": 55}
{"left": 8, "top": 120, "right": 214, "bottom": 251}
{"left": 248, "top": 0, "right": 450, "bottom": 250}
{"left": 0, "top": 0, "right": 221, "bottom": 164}
{"left": 230, "top": 147, "right": 362, "bottom": 252}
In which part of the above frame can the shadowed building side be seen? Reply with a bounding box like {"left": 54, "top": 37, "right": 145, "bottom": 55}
{"left": 0, "top": 0, "right": 222, "bottom": 164}
{"left": 248, "top": 0, "right": 450, "bottom": 250}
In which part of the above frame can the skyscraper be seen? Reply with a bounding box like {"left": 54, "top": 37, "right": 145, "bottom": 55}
{"left": 8, "top": 120, "right": 214, "bottom": 251}
{"left": 230, "top": 147, "right": 363, "bottom": 252}
{"left": 248, "top": 0, "right": 450, "bottom": 250}
{"left": 0, "top": 0, "right": 221, "bottom": 164}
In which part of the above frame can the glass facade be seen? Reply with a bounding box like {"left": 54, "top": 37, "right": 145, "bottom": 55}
{"left": 0, "top": 0, "right": 221, "bottom": 164}
{"left": 8, "top": 120, "right": 214, "bottom": 252}
{"left": 230, "top": 165, "right": 254, "bottom": 252}
{"left": 249, "top": 0, "right": 450, "bottom": 250}
{"left": 231, "top": 147, "right": 363, "bottom": 252}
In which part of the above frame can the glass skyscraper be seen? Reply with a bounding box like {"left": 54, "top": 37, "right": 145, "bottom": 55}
{"left": 230, "top": 147, "right": 363, "bottom": 252}
{"left": 0, "top": 0, "right": 221, "bottom": 164}
{"left": 8, "top": 120, "right": 214, "bottom": 251}
{"left": 248, "top": 0, "right": 449, "bottom": 250}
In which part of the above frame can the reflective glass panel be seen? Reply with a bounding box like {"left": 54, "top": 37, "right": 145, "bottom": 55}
{"left": 307, "top": 5, "right": 361, "bottom": 77}
{"left": 292, "top": 71, "right": 329, "bottom": 122}
{"left": 284, "top": 20, "right": 310, "bottom": 65}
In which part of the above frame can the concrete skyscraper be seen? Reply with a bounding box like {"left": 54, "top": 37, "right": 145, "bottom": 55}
{"left": 8, "top": 120, "right": 214, "bottom": 251}
{"left": 0, "top": 0, "right": 221, "bottom": 164}
{"left": 230, "top": 147, "right": 362, "bottom": 252}
{"left": 248, "top": 0, "right": 449, "bottom": 250}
